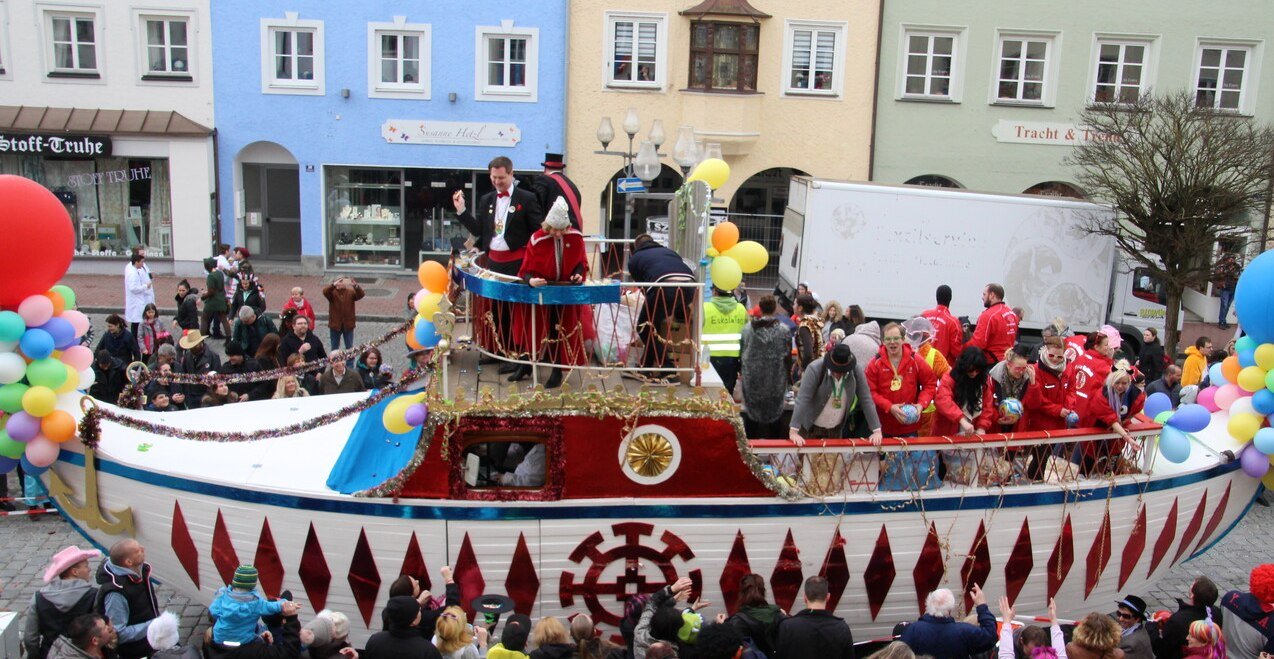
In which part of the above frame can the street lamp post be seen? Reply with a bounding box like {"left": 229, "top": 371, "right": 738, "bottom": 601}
{"left": 594, "top": 108, "right": 677, "bottom": 240}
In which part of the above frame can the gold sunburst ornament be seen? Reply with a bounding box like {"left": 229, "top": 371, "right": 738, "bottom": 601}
{"left": 626, "top": 433, "right": 674, "bottom": 477}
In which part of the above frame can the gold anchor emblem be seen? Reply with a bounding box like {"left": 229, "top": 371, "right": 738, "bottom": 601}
{"left": 49, "top": 447, "right": 135, "bottom": 537}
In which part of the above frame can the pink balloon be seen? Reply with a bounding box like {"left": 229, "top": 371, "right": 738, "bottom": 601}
{"left": 60, "top": 345, "right": 94, "bottom": 371}
{"left": 23, "top": 436, "right": 60, "bottom": 468}
{"left": 1197, "top": 386, "right": 1221, "bottom": 413}
{"left": 1215, "top": 383, "right": 1245, "bottom": 410}
{"left": 60, "top": 310, "right": 91, "bottom": 338}
{"left": 17, "top": 295, "right": 54, "bottom": 327}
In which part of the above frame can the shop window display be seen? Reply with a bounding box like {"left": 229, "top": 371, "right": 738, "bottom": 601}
{"left": 327, "top": 167, "right": 404, "bottom": 268}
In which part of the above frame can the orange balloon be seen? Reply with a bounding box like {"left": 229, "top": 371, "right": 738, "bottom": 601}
{"left": 405, "top": 330, "right": 424, "bottom": 351}
{"left": 44, "top": 290, "right": 66, "bottom": 316}
{"left": 1222, "top": 355, "right": 1242, "bottom": 384}
{"left": 711, "top": 222, "right": 739, "bottom": 253}
{"left": 417, "top": 261, "right": 449, "bottom": 294}
{"left": 41, "top": 409, "right": 77, "bottom": 442}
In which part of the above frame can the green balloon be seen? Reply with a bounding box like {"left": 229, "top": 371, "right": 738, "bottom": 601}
{"left": 0, "top": 382, "right": 29, "bottom": 414}
{"left": 0, "top": 311, "right": 24, "bottom": 343}
{"left": 1154, "top": 410, "right": 1174, "bottom": 424}
{"left": 50, "top": 285, "right": 76, "bottom": 310}
{"left": 25, "top": 358, "right": 67, "bottom": 389}
{"left": 1266, "top": 368, "right": 1274, "bottom": 393}
{"left": 0, "top": 433, "right": 24, "bottom": 459}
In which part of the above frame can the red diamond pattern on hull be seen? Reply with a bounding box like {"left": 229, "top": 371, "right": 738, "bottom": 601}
{"left": 505, "top": 533, "right": 540, "bottom": 616}
{"left": 347, "top": 528, "right": 382, "bottom": 627}
{"left": 1117, "top": 506, "right": 1147, "bottom": 591}
{"left": 1084, "top": 510, "right": 1112, "bottom": 599}
{"left": 400, "top": 532, "right": 431, "bottom": 591}
{"left": 298, "top": 523, "right": 332, "bottom": 612}
{"left": 819, "top": 529, "right": 850, "bottom": 611}
{"left": 254, "top": 519, "right": 285, "bottom": 598}
{"left": 720, "top": 531, "right": 752, "bottom": 615}
{"left": 211, "top": 510, "right": 239, "bottom": 587}
{"left": 1147, "top": 498, "right": 1179, "bottom": 578}
{"left": 1004, "top": 519, "right": 1033, "bottom": 606}
{"left": 1193, "top": 482, "right": 1232, "bottom": 555}
{"left": 454, "top": 533, "right": 486, "bottom": 621}
{"left": 1173, "top": 490, "right": 1209, "bottom": 567}
{"left": 170, "top": 501, "right": 199, "bottom": 589}
{"left": 1047, "top": 515, "right": 1074, "bottom": 600}
{"left": 913, "top": 523, "right": 944, "bottom": 615}
{"left": 961, "top": 521, "right": 991, "bottom": 613}
{"left": 864, "top": 525, "right": 896, "bottom": 621}
{"left": 770, "top": 529, "right": 803, "bottom": 614}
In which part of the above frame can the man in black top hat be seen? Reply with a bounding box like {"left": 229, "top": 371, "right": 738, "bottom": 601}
{"left": 530, "top": 152, "right": 583, "bottom": 230}
{"left": 1115, "top": 594, "right": 1155, "bottom": 659}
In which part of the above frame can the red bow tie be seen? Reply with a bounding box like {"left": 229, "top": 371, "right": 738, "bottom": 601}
{"left": 497, "top": 191, "right": 510, "bottom": 198}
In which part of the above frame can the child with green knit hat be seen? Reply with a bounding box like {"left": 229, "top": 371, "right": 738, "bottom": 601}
{"left": 209, "top": 565, "right": 301, "bottom": 645}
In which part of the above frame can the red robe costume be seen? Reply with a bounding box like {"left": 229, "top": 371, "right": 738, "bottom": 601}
{"left": 515, "top": 229, "right": 593, "bottom": 366}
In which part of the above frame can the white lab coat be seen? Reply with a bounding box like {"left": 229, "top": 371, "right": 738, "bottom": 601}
{"left": 123, "top": 262, "right": 155, "bottom": 323}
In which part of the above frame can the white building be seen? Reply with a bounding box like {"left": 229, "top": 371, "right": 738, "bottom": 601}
{"left": 0, "top": 0, "right": 214, "bottom": 275}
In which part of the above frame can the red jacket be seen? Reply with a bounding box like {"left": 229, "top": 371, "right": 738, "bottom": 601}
{"left": 932, "top": 373, "right": 997, "bottom": 436}
{"left": 1065, "top": 349, "right": 1114, "bottom": 426}
{"left": 865, "top": 344, "right": 937, "bottom": 436}
{"left": 1063, "top": 335, "right": 1087, "bottom": 365}
{"left": 1023, "top": 363, "right": 1071, "bottom": 431}
{"left": 921, "top": 305, "right": 964, "bottom": 363}
{"left": 970, "top": 302, "right": 1018, "bottom": 366}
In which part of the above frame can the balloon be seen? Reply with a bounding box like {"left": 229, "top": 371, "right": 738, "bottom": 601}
{"left": 1222, "top": 356, "right": 1242, "bottom": 385}
{"left": 23, "top": 436, "right": 59, "bottom": 468}
{"left": 44, "top": 290, "right": 66, "bottom": 316}
{"left": 5, "top": 411, "right": 39, "bottom": 442}
{"left": 1237, "top": 335, "right": 1259, "bottom": 354}
{"left": 1239, "top": 349, "right": 1257, "bottom": 368}
{"left": 1254, "top": 427, "right": 1274, "bottom": 455}
{"left": 77, "top": 367, "right": 94, "bottom": 391}
{"left": 0, "top": 433, "right": 23, "bottom": 459}
{"left": 0, "top": 382, "right": 30, "bottom": 413}
{"left": 1239, "top": 366, "right": 1268, "bottom": 393}
{"left": 688, "top": 158, "right": 730, "bottom": 190}
{"left": 405, "top": 329, "right": 424, "bottom": 351}
{"left": 710, "top": 221, "right": 739, "bottom": 253}
{"left": 1144, "top": 392, "right": 1173, "bottom": 419}
{"left": 722, "top": 240, "right": 769, "bottom": 274}
{"left": 417, "top": 261, "right": 449, "bottom": 294}
{"left": 705, "top": 247, "right": 719, "bottom": 258}
{"left": 1231, "top": 396, "right": 1257, "bottom": 419}
{"left": 709, "top": 256, "right": 743, "bottom": 291}
{"left": 20, "top": 455, "right": 48, "bottom": 476}
{"left": 54, "top": 367, "right": 80, "bottom": 395}
{"left": 404, "top": 403, "right": 428, "bottom": 427}
{"left": 1209, "top": 363, "right": 1229, "bottom": 387}
{"left": 1159, "top": 425, "right": 1191, "bottom": 463}
{"left": 1197, "top": 386, "right": 1220, "bottom": 412}
{"left": 19, "top": 328, "right": 54, "bottom": 360}
{"left": 0, "top": 311, "right": 24, "bottom": 342}
{"left": 0, "top": 456, "right": 16, "bottom": 474}
{"left": 1154, "top": 410, "right": 1173, "bottom": 424}
{"left": 1166, "top": 404, "right": 1213, "bottom": 433}
{"left": 1235, "top": 250, "right": 1274, "bottom": 344}
{"left": 1215, "top": 383, "right": 1244, "bottom": 410}
{"left": 50, "top": 284, "right": 76, "bottom": 310}
{"left": 1256, "top": 344, "right": 1274, "bottom": 371}
{"left": 60, "top": 345, "right": 94, "bottom": 372}
{"left": 1240, "top": 445, "right": 1271, "bottom": 479}
{"left": 414, "top": 319, "right": 440, "bottom": 348}
{"left": 415, "top": 292, "right": 444, "bottom": 320}
{"left": 22, "top": 385, "right": 56, "bottom": 417}
{"left": 0, "top": 352, "right": 25, "bottom": 384}
{"left": 1254, "top": 389, "right": 1274, "bottom": 416}
{"left": 1228, "top": 413, "right": 1262, "bottom": 442}
{"left": 1267, "top": 368, "right": 1274, "bottom": 393}
{"left": 381, "top": 396, "right": 414, "bottom": 434}
{"left": 39, "top": 318, "right": 76, "bottom": 350}
{"left": 0, "top": 177, "right": 74, "bottom": 307}
{"left": 61, "top": 310, "right": 90, "bottom": 339}
{"left": 17, "top": 295, "right": 54, "bottom": 327}
{"left": 40, "top": 410, "right": 76, "bottom": 442}
{"left": 25, "top": 358, "right": 66, "bottom": 389}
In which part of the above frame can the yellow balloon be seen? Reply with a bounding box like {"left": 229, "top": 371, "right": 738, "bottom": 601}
{"left": 1228, "top": 412, "right": 1262, "bottom": 442}
{"left": 710, "top": 256, "right": 743, "bottom": 291}
{"left": 54, "top": 366, "right": 80, "bottom": 394}
{"left": 689, "top": 158, "right": 730, "bottom": 190}
{"left": 705, "top": 247, "right": 720, "bottom": 258}
{"left": 723, "top": 240, "right": 769, "bottom": 274}
{"left": 1238, "top": 366, "right": 1268, "bottom": 393}
{"left": 22, "top": 385, "right": 57, "bottom": 417}
{"left": 382, "top": 397, "right": 414, "bottom": 434}
{"left": 1256, "top": 344, "right": 1274, "bottom": 371}
{"left": 415, "top": 292, "right": 444, "bottom": 320}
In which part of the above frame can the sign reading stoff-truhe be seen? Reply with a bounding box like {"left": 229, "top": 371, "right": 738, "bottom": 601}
{"left": 0, "top": 133, "right": 112, "bottom": 157}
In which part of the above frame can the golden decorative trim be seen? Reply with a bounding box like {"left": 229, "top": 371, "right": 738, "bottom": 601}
{"left": 49, "top": 447, "right": 135, "bottom": 537}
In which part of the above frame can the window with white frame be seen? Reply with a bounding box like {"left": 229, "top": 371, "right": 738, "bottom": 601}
{"left": 142, "top": 16, "right": 191, "bottom": 79}
{"left": 0, "top": 2, "right": 9, "bottom": 77}
{"left": 1092, "top": 39, "right": 1150, "bottom": 104}
{"left": 1195, "top": 43, "right": 1253, "bottom": 112}
{"left": 259, "top": 14, "right": 324, "bottom": 95}
{"left": 606, "top": 12, "right": 665, "bottom": 87}
{"left": 783, "top": 20, "right": 846, "bottom": 96}
{"left": 901, "top": 29, "right": 961, "bottom": 99}
{"left": 474, "top": 23, "right": 538, "bottom": 102}
{"left": 368, "top": 20, "right": 430, "bottom": 98}
{"left": 47, "top": 11, "right": 98, "bottom": 75}
{"left": 995, "top": 33, "right": 1056, "bottom": 104}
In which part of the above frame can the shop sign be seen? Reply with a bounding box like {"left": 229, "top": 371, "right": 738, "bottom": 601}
{"left": 381, "top": 120, "right": 521, "bottom": 147}
{"left": 0, "top": 132, "right": 112, "bottom": 157}
{"left": 66, "top": 165, "right": 151, "bottom": 188}
{"left": 990, "top": 120, "right": 1117, "bottom": 146}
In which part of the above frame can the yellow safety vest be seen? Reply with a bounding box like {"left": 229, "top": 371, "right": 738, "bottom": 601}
{"left": 922, "top": 346, "right": 938, "bottom": 413}
{"left": 701, "top": 299, "right": 748, "bottom": 358}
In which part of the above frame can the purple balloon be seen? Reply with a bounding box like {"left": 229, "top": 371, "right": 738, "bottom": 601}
{"left": 1165, "top": 404, "right": 1212, "bottom": 434}
{"left": 1240, "top": 444, "right": 1271, "bottom": 479}
{"left": 403, "top": 403, "right": 429, "bottom": 427}
{"left": 0, "top": 456, "right": 16, "bottom": 474}
{"left": 38, "top": 318, "right": 77, "bottom": 350}
{"left": 5, "top": 411, "right": 39, "bottom": 442}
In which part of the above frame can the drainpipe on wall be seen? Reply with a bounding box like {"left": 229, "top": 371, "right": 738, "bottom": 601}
{"left": 210, "top": 127, "right": 222, "bottom": 252}
{"left": 867, "top": 0, "right": 885, "bottom": 182}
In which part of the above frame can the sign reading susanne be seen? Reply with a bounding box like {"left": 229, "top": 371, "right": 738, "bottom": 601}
{"left": 381, "top": 120, "right": 521, "bottom": 147}
{"left": 0, "top": 133, "right": 112, "bottom": 157}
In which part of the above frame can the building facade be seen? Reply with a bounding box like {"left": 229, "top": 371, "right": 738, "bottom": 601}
{"left": 211, "top": 1, "right": 567, "bottom": 273}
{"left": 0, "top": 0, "right": 216, "bottom": 275}
{"left": 563, "top": 0, "right": 880, "bottom": 240}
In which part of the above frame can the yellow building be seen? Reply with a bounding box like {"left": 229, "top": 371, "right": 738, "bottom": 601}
{"left": 565, "top": 0, "right": 880, "bottom": 240}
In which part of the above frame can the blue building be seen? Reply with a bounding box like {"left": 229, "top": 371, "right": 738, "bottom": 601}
{"left": 211, "top": 1, "right": 567, "bottom": 272}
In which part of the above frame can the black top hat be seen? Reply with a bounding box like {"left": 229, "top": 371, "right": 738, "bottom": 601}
{"left": 541, "top": 152, "right": 566, "bottom": 169}
{"left": 828, "top": 344, "right": 856, "bottom": 374}
{"left": 471, "top": 594, "right": 516, "bottom": 616}
{"left": 1116, "top": 594, "right": 1148, "bottom": 619}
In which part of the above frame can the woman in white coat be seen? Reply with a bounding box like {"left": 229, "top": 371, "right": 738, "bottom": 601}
{"left": 123, "top": 249, "right": 155, "bottom": 336}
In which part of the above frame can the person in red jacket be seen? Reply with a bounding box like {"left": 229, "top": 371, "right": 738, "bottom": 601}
{"left": 866, "top": 323, "right": 938, "bottom": 437}
{"left": 921, "top": 284, "right": 964, "bottom": 363}
{"left": 1078, "top": 363, "right": 1142, "bottom": 474}
{"left": 933, "top": 347, "right": 997, "bottom": 436}
{"left": 969, "top": 283, "right": 1018, "bottom": 367}
{"left": 1024, "top": 337, "right": 1074, "bottom": 432}
{"left": 1066, "top": 331, "right": 1115, "bottom": 426}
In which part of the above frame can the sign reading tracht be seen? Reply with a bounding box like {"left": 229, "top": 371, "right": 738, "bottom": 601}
{"left": 0, "top": 133, "right": 112, "bottom": 157}
{"left": 381, "top": 120, "right": 521, "bottom": 147}
{"left": 991, "top": 120, "right": 1117, "bottom": 147}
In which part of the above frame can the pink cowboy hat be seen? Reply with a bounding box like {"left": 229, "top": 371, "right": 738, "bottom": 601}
{"left": 44, "top": 545, "right": 101, "bottom": 583}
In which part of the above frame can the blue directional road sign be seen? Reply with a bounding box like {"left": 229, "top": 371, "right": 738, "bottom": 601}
{"left": 617, "top": 177, "right": 646, "bottom": 194}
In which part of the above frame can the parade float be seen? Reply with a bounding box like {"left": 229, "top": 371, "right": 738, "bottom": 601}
{"left": 0, "top": 170, "right": 1271, "bottom": 646}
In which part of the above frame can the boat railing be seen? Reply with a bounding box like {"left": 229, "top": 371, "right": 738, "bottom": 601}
{"left": 746, "top": 423, "right": 1163, "bottom": 497}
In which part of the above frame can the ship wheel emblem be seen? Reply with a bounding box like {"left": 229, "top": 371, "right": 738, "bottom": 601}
{"left": 559, "top": 522, "right": 702, "bottom": 625}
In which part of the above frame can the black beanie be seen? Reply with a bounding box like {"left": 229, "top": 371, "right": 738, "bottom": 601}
{"left": 385, "top": 596, "right": 421, "bottom": 629}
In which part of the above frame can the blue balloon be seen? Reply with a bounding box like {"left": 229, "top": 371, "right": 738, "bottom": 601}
{"left": 1208, "top": 363, "right": 1229, "bottom": 387}
{"left": 1159, "top": 425, "right": 1192, "bottom": 463}
{"left": 1144, "top": 392, "right": 1173, "bottom": 419}
{"left": 19, "top": 328, "right": 54, "bottom": 360}
{"left": 1165, "top": 404, "right": 1212, "bottom": 433}
{"left": 1254, "top": 389, "right": 1274, "bottom": 416}
{"left": 38, "top": 318, "right": 77, "bottom": 350}
{"left": 413, "top": 319, "right": 440, "bottom": 348}
{"left": 1254, "top": 427, "right": 1274, "bottom": 455}
{"left": 19, "top": 455, "right": 47, "bottom": 476}
{"left": 1235, "top": 250, "right": 1274, "bottom": 344}
{"left": 0, "top": 456, "right": 16, "bottom": 474}
{"left": 1237, "top": 335, "right": 1259, "bottom": 354}
{"left": 1239, "top": 349, "right": 1257, "bottom": 368}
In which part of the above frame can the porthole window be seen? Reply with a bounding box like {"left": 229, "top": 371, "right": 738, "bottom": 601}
{"left": 619, "top": 424, "right": 681, "bottom": 485}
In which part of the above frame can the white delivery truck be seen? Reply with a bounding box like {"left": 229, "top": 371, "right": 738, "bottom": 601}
{"left": 778, "top": 177, "right": 1175, "bottom": 353}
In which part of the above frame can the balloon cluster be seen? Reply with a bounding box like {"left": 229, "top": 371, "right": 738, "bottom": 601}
{"left": 382, "top": 393, "right": 429, "bottom": 434}
{"left": 407, "top": 261, "right": 448, "bottom": 352}
{"left": 685, "top": 158, "right": 730, "bottom": 190}
{"left": 705, "top": 222, "right": 769, "bottom": 291}
{"left": 0, "top": 287, "right": 92, "bottom": 476}
{"left": 1142, "top": 394, "right": 1211, "bottom": 464}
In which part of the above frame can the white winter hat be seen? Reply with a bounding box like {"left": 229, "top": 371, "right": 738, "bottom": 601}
{"left": 147, "top": 611, "right": 180, "bottom": 651}
{"left": 543, "top": 197, "right": 571, "bottom": 231}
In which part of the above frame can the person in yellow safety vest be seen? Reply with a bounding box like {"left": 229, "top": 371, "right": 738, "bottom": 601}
{"left": 903, "top": 316, "right": 951, "bottom": 436}
{"left": 702, "top": 287, "right": 750, "bottom": 397}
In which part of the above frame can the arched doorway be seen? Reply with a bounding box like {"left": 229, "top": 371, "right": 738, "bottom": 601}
{"left": 1022, "top": 181, "right": 1086, "bottom": 199}
{"left": 235, "top": 141, "right": 301, "bottom": 260}
{"left": 904, "top": 174, "right": 964, "bottom": 188}
{"left": 729, "top": 167, "right": 810, "bottom": 216}
{"left": 599, "top": 164, "right": 683, "bottom": 240}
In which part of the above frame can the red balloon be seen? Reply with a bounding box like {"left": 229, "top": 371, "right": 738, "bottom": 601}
{"left": 0, "top": 176, "right": 74, "bottom": 308}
